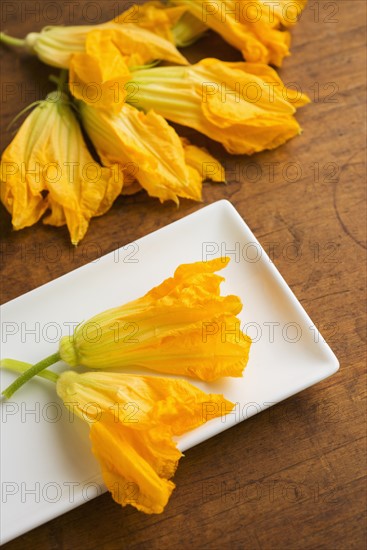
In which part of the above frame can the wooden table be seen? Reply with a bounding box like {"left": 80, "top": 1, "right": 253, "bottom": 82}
{"left": 1, "top": 1, "right": 366, "bottom": 548}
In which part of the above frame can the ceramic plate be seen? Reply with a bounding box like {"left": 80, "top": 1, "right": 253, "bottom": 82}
{"left": 0, "top": 200, "right": 339, "bottom": 544}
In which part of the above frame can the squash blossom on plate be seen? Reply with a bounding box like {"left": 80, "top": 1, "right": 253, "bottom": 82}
{"left": 56, "top": 370, "right": 234, "bottom": 513}
{"left": 58, "top": 257, "right": 251, "bottom": 378}
{"left": 0, "top": 90, "right": 123, "bottom": 245}
{"left": 122, "top": 58, "right": 310, "bottom": 155}
{"left": 2, "top": 258, "right": 252, "bottom": 399}
{"left": 0, "top": 358, "right": 234, "bottom": 514}
{"left": 78, "top": 101, "right": 225, "bottom": 203}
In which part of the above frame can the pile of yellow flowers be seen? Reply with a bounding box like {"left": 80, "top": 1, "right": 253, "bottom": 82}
{"left": 0, "top": 0, "right": 309, "bottom": 244}
{"left": 2, "top": 258, "right": 252, "bottom": 513}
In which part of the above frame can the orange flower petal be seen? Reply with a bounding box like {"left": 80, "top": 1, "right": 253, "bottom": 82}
{"left": 79, "top": 102, "right": 204, "bottom": 203}
{"left": 59, "top": 258, "right": 252, "bottom": 380}
{"left": 0, "top": 92, "right": 123, "bottom": 244}
{"left": 57, "top": 370, "right": 234, "bottom": 513}
{"left": 129, "top": 59, "right": 310, "bottom": 154}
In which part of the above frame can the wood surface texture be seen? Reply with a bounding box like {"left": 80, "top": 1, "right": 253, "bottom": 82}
{"left": 0, "top": 1, "right": 366, "bottom": 549}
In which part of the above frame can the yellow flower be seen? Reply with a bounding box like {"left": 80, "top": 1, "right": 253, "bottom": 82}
{"left": 56, "top": 370, "right": 234, "bottom": 513}
{"left": 180, "top": 137, "right": 226, "bottom": 183}
{"left": 1, "top": 258, "right": 251, "bottom": 399}
{"left": 68, "top": 30, "right": 132, "bottom": 114}
{"left": 78, "top": 101, "right": 224, "bottom": 203}
{"left": 171, "top": 0, "right": 307, "bottom": 66}
{"left": 1, "top": 19, "right": 187, "bottom": 114}
{"left": 127, "top": 58, "right": 310, "bottom": 154}
{"left": 58, "top": 257, "right": 251, "bottom": 380}
{"left": 0, "top": 91, "right": 123, "bottom": 244}
{"left": 69, "top": 25, "right": 188, "bottom": 112}
{"left": 258, "top": 0, "right": 307, "bottom": 28}
{"left": 116, "top": 1, "right": 189, "bottom": 43}
{"left": 0, "top": 20, "right": 187, "bottom": 70}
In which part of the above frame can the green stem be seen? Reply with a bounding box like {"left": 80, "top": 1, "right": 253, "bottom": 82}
{"left": 1, "top": 359, "right": 59, "bottom": 383}
{"left": 49, "top": 69, "right": 68, "bottom": 93}
{"left": 0, "top": 32, "right": 26, "bottom": 48}
{"left": 2, "top": 352, "right": 61, "bottom": 399}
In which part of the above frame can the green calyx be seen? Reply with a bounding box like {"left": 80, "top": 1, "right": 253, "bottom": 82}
{"left": 59, "top": 336, "right": 79, "bottom": 367}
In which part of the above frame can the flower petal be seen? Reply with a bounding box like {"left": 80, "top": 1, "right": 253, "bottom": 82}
{"left": 79, "top": 102, "right": 203, "bottom": 203}
{"left": 130, "top": 59, "right": 310, "bottom": 154}
{"left": 57, "top": 370, "right": 234, "bottom": 513}
{"left": 1, "top": 92, "right": 123, "bottom": 244}
{"left": 115, "top": 1, "right": 189, "bottom": 43}
{"left": 69, "top": 30, "right": 131, "bottom": 113}
{"left": 59, "top": 258, "right": 252, "bottom": 380}
{"left": 69, "top": 25, "right": 188, "bottom": 112}
{"left": 0, "top": 103, "right": 50, "bottom": 229}
{"left": 170, "top": 0, "right": 306, "bottom": 66}
{"left": 90, "top": 415, "right": 178, "bottom": 513}
{"left": 181, "top": 138, "right": 225, "bottom": 183}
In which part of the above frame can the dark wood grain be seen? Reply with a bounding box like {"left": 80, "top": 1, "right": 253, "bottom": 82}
{"left": 1, "top": 1, "right": 366, "bottom": 548}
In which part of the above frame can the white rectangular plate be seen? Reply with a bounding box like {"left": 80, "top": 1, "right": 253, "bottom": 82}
{"left": 0, "top": 200, "right": 339, "bottom": 544}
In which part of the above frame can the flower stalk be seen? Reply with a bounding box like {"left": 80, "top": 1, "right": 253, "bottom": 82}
{"left": 0, "top": 32, "right": 27, "bottom": 48}
{"left": 2, "top": 353, "right": 61, "bottom": 398}
{"left": 1, "top": 359, "right": 59, "bottom": 383}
